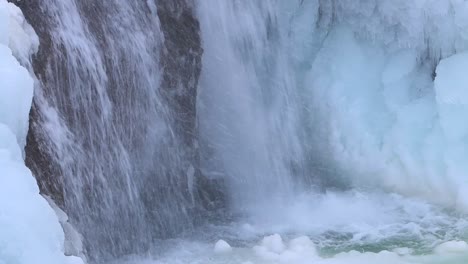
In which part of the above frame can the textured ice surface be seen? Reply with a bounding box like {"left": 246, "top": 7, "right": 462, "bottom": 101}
{"left": 0, "top": 1, "right": 83, "bottom": 264}
{"left": 297, "top": 1, "right": 468, "bottom": 211}
{"left": 325, "top": 0, "right": 468, "bottom": 59}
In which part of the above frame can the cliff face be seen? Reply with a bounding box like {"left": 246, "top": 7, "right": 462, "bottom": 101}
{"left": 13, "top": 0, "right": 223, "bottom": 261}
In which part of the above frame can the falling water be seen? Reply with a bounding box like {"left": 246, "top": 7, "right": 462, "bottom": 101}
{"left": 17, "top": 0, "right": 220, "bottom": 260}
{"left": 197, "top": 1, "right": 308, "bottom": 214}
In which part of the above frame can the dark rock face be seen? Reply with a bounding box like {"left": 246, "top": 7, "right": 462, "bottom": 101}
{"left": 155, "top": 0, "right": 225, "bottom": 213}
{"left": 156, "top": 0, "right": 201, "bottom": 144}
{"left": 15, "top": 0, "right": 224, "bottom": 261}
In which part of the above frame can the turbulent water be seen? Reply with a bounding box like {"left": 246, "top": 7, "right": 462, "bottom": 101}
{"left": 5, "top": 0, "right": 468, "bottom": 264}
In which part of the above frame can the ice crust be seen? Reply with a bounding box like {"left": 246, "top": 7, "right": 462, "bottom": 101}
{"left": 0, "top": 1, "right": 83, "bottom": 264}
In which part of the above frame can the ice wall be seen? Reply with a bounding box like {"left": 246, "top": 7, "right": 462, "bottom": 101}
{"left": 327, "top": 0, "right": 468, "bottom": 59}
{"left": 299, "top": 0, "right": 468, "bottom": 210}
{"left": 0, "top": 1, "right": 82, "bottom": 263}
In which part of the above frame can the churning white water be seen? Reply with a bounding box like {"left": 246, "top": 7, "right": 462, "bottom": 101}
{"left": 112, "top": 192, "right": 468, "bottom": 264}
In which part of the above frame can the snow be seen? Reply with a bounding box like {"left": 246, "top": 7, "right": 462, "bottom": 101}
{"left": 214, "top": 240, "right": 232, "bottom": 254}
{"left": 0, "top": 1, "right": 84, "bottom": 264}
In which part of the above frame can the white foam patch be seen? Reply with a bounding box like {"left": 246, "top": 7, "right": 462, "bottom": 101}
{"left": 253, "top": 235, "right": 318, "bottom": 263}
{"left": 214, "top": 240, "right": 232, "bottom": 254}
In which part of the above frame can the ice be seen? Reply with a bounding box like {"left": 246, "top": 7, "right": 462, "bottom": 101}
{"left": 44, "top": 196, "right": 85, "bottom": 259}
{"left": 214, "top": 240, "right": 232, "bottom": 254}
{"left": 327, "top": 0, "right": 468, "bottom": 60}
{"left": 432, "top": 52, "right": 468, "bottom": 211}
{"left": 2, "top": 2, "right": 38, "bottom": 62}
{"left": 0, "top": 1, "right": 83, "bottom": 264}
{"left": 434, "top": 241, "right": 468, "bottom": 254}
{"left": 0, "top": 45, "right": 33, "bottom": 149}
{"left": 296, "top": 3, "right": 468, "bottom": 210}
{"left": 434, "top": 52, "right": 468, "bottom": 141}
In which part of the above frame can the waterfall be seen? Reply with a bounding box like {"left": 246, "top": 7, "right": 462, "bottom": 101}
{"left": 6, "top": 0, "right": 468, "bottom": 263}
{"left": 17, "top": 0, "right": 221, "bottom": 260}
{"left": 196, "top": 0, "right": 307, "bottom": 214}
